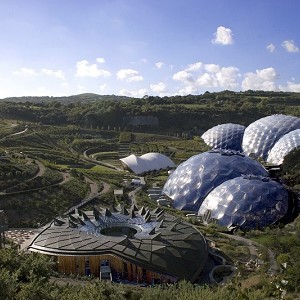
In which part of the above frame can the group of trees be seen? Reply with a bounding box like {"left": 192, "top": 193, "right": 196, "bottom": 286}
{"left": 0, "top": 248, "right": 280, "bottom": 300}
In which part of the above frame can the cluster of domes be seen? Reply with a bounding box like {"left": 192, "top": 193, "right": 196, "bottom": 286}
{"left": 162, "top": 149, "right": 268, "bottom": 212}
{"left": 242, "top": 115, "right": 300, "bottom": 161}
{"left": 201, "top": 114, "right": 300, "bottom": 164}
{"left": 163, "top": 114, "right": 299, "bottom": 230}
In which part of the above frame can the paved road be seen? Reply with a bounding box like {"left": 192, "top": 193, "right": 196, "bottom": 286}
{"left": 64, "top": 177, "right": 110, "bottom": 215}
{"left": 128, "top": 186, "right": 142, "bottom": 205}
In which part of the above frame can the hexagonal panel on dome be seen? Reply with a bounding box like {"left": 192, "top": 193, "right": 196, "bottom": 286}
{"left": 267, "top": 129, "right": 300, "bottom": 165}
{"left": 162, "top": 149, "right": 268, "bottom": 212}
{"left": 242, "top": 115, "right": 300, "bottom": 161}
{"left": 201, "top": 123, "right": 246, "bottom": 151}
{"left": 198, "top": 175, "right": 290, "bottom": 230}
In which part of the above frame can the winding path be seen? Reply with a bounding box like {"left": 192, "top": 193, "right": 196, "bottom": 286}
{"left": 221, "top": 233, "right": 279, "bottom": 275}
{"left": 0, "top": 127, "right": 29, "bottom": 141}
{"left": 83, "top": 149, "right": 122, "bottom": 171}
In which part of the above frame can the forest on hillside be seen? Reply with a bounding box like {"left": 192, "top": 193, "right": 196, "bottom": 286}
{"left": 0, "top": 90, "right": 299, "bottom": 134}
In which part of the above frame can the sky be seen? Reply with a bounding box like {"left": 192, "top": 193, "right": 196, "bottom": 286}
{"left": 1, "top": 0, "right": 300, "bottom": 98}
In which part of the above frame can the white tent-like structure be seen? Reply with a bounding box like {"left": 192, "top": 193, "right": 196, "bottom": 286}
{"left": 120, "top": 153, "right": 176, "bottom": 175}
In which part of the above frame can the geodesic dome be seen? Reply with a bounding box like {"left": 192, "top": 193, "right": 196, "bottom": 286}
{"left": 198, "top": 175, "right": 290, "bottom": 230}
{"left": 201, "top": 123, "right": 246, "bottom": 151}
{"left": 267, "top": 129, "right": 300, "bottom": 165}
{"left": 162, "top": 149, "right": 268, "bottom": 212}
{"left": 242, "top": 114, "right": 300, "bottom": 160}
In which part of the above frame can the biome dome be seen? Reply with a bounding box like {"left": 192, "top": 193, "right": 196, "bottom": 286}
{"left": 242, "top": 114, "right": 300, "bottom": 160}
{"left": 201, "top": 123, "right": 245, "bottom": 151}
{"left": 267, "top": 129, "right": 300, "bottom": 165}
{"left": 198, "top": 175, "right": 290, "bottom": 230}
{"left": 162, "top": 149, "right": 268, "bottom": 212}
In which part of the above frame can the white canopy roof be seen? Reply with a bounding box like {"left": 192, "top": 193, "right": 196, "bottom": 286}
{"left": 120, "top": 152, "right": 176, "bottom": 175}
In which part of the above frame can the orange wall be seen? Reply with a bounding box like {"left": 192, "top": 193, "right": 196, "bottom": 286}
{"left": 56, "top": 254, "right": 177, "bottom": 284}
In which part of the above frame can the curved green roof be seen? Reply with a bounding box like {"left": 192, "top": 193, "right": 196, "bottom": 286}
{"left": 28, "top": 205, "right": 208, "bottom": 281}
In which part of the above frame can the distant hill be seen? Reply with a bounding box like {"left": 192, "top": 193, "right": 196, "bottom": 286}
{"left": 1, "top": 93, "right": 132, "bottom": 104}
{"left": 0, "top": 90, "right": 299, "bottom": 134}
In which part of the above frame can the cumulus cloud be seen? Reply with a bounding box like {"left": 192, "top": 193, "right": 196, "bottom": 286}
{"left": 185, "top": 62, "right": 202, "bottom": 72}
{"left": 75, "top": 60, "right": 111, "bottom": 78}
{"left": 204, "top": 64, "right": 220, "bottom": 73}
{"left": 155, "top": 62, "right": 165, "bottom": 69}
{"left": 282, "top": 40, "right": 299, "bottom": 53}
{"left": 99, "top": 83, "right": 107, "bottom": 91}
{"left": 279, "top": 81, "right": 300, "bottom": 92}
{"left": 173, "top": 62, "right": 239, "bottom": 92}
{"left": 177, "top": 85, "right": 198, "bottom": 96}
{"left": 266, "top": 43, "right": 275, "bottom": 53}
{"left": 216, "top": 67, "right": 239, "bottom": 89}
{"left": 61, "top": 82, "right": 69, "bottom": 87}
{"left": 116, "top": 69, "right": 143, "bottom": 82}
{"left": 212, "top": 26, "right": 233, "bottom": 45}
{"left": 13, "top": 68, "right": 38, "bottom": 76}
{"left": 96, "top": 57, "right": 106, "bottom": 63}
{"left": 242, "top": 67, "right": 277, "bottom": 91}
{"left": 118, "top": 88, "right": 147, "bottom": 98}
{"left": 41, "top": 69, "right": 65, "bottom": 80}
{"left": 196, "top": 73, "right": 218, "bottom": 87}
{"left": 77, "top": 84, "right": 86, "bottom": 94}
{"left": 173, "top": 70, "right": 194, "bottom": 83}
{"left": 150, "top": 82, "right": 168, "bottom": 94}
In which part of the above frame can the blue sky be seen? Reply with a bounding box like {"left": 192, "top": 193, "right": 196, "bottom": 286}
{"left": 1, "top": 0, "right": 300, "bottom": 98}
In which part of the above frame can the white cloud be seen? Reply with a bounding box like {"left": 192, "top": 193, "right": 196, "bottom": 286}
{"left": 204, "top": 64, "right": 220, "bottom": 73}
{"left": 279, "top": 81, "right": 300, "bottom": 92}
{"left": 116, "top": 69, "right": 143, "bottom": 82}
{"left": 13, "top": 68, "right": 38, "bottom": 76}
{"left": 174, "top": 62, "right": 239, "bottom": 92}
{"left": 118, "top": 88, "right": 147, "bottom": 98}
{"left": 150, "top": 82, "right": 168, "bottom": 94}
{"left": 99, "top": 83, "right": 107, "bottom": 91}
{"left": 155, "top": 62, "right": 165, "bottom": 69}
{"left": 41, "top": 69, "right": 65, "bottom": 80}
{"left": 212, "top": 26, "right": 233, "bottom": 45}
{"left": 173, "top": 70, "right": 194, "bottom": 83}
{"left": 242, "top": 67, "right": 277, "bottom": 91}
{"left": 216, "top": 67, "right": 239, "bottom": 89}
{"left": 196, "top": 73, "right": 217, "bottom": 87}
{"left": 61, "top": 82, "right": 69, "bottom": 87}
{"left": 127, "top": 75, "right": 143, "bottom": 82}
{"left": 177, "top": 86, "right": 198, "bottom": 96}
{"left": 266, "top": 43, "right": 275, "bottom": 53}
{"left": 282, "top": 40, "right": 299, "bottom": 53}
{"left": 185, "top": 62, "right": 202, "bottom": 72}
{"left": 96, "top": 57, "right": 106, "bottom": 63}
{"left": 75, "top": 60, "right": 111, "bottom": 78}
{"left": 77, "top": 84, "right": 86, "bottom": 94}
